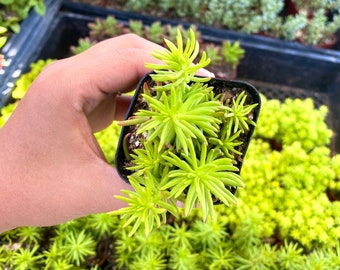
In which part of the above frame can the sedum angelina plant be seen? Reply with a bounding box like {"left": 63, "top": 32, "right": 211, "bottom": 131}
{"left": 113, "top": 29, "right": 259, "bottom": 236}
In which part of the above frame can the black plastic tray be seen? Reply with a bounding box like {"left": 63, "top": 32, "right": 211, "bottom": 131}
{"left": 60, "top": 1, "right": 340, "bottom": 56}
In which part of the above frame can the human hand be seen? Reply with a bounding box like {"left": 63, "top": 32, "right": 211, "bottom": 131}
{"left": 0, "top": 34, "right": 214, "bottom": 232}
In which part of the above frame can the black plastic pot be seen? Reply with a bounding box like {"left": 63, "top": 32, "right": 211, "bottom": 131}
{"left": 115, "top": 73, "right": 261, "bottom": 200}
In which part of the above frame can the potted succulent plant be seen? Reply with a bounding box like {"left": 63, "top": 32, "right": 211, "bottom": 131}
{"left": 113, "top": 29, "right": 260, "bottom": 236}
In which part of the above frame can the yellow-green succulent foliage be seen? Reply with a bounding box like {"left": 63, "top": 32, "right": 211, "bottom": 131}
{"left": 1, "top": 57, "right": 340, "bottom": 269}
{"left": 112, "top": 30, "right": 259, "bottom": 238}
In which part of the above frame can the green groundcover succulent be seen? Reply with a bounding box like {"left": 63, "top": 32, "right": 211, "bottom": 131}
{"left": 113, "top": 29, "right": 259, "bottom": 236}
{"left": 1, "top": 29, "right": 340, "bottom": 269}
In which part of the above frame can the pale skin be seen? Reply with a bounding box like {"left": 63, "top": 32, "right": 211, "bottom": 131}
{"left": 0, "top": 34, "right": 213, "bottom": 233}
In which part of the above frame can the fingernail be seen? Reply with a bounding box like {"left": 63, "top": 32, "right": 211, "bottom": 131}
{"left": 198, "top": 68, "right": 215, "bottom": 78}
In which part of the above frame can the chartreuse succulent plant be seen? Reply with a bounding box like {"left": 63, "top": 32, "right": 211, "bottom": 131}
{"left": 114, "top": 29, "right": 258, "bottom": 236}
{"left": 221, "top": 41, "right": 245, "bottom": 69}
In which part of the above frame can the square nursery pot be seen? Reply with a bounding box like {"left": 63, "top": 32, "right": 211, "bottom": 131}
{"left": 115, "top": 73, "right": 261, "bottom": 202}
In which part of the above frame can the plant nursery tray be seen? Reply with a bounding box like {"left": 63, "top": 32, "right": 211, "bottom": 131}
{"left": 60, "top": 1, "right": 340, "bottom": 56}
{"left": 1, "top": 1, "right": 340, "bottom": 153}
